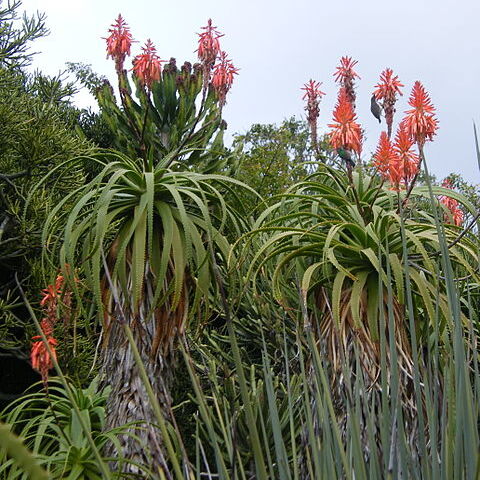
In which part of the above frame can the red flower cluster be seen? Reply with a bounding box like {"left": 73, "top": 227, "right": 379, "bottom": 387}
{"left": 197, "top": 19, "right": 223, "bottom": 68}
{"left": 132, "top": 39, "right": 164, "bottom": 89}
{"left": 196, "top": 19, "right": 238, "bottom": 105}
{"left": 373, "top": 68, "right": 404, "bottom": 138}
{"left": 373, "top": 132, "right": 395, "bottom": 178}
{"left": 211, "top": 51, "right": 239, "bottom": 107}
{"left": 334, "top": 56, "right": 360, "bottom": 108}
{"left": 105, "top": 14, "right": 133, "bottom": 72}
{"left": 302, "top": 79, "right": 325, "bottom": 120}
{"left": 440, "top": 179, "right": 463, "bottom": 226}
{"left": 302, "top": 79, "right": 325, "bottom": 148}
{"left": 393, "top": 126, "right": 419, "bottom": 183}
{"left": 373, "top": 126, "right": 419, "bottom": 190}
{"left": 31, "top": 274, "right": 65, "bottom": 383}
{"left": 104, "top": 16, "right": 238, "bottom": 103}
{"left": 328, "top": 88, "right": 362, "bottom": 154}
{"left": 403, "top": 81, "right": 438, "bottom": 146}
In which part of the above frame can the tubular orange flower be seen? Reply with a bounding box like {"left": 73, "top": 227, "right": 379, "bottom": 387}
{"left": 40, "top": 275, "right": 63, "bottom": 307}
{"left": 39, "top": 318, "right": 54, "bottom": 337}
{"left": 403, "top": 81, "right": 438, "bottom": 146}
{"left": 452, "top": 207, "right": 464, "bottom": 226}
{"left": 211, "top": 51, "right": 238, "bottom": 106}
{"left": 31, "top": 274, "right": 67, "bottom": 382}
{"left": 302, "top": 79, "right": 325, "bottom": 149}
{"left": 333, "top": 56, "right": 360, "bottom": 107}
{"left": 440, "top": 179, "right": 463, "bottom": 226}
{"left": 302, "top": 80, "right": 325, "bottom": 112}
{"left": 374, "top": 68, "right": 404, "bottom": 138}
{"left": 132, "top": 39, "right": 164, "bottom": 89}
{"left": 197, "top": 19, "right": 223, "bottom": 67}
{"left": 40, "top": 284, "right": 59, "bottom": 307}
{"left": 31, "top": 335, "right": 58, "bottom": 382}
{"left": 328, "top": 88, "right": 362, "bottom": 154}
{"left": 387, "top": 155, "right": 404, "bottom": 190}
{"left": 373, "top": 131, "right": 397, "bottom": 178}
{"left": 393, "top": 125, "right": 419, "bottom": 184}
{"left": 105, "top": 14, "right": 133, "bottom": 72}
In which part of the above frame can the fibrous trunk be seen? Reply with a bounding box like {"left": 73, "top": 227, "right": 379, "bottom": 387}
{"left": 299, "top": 287, "right": 419, "bottom": 478}
{"left": 100, "top": 268, "right": 187, "bottom": 477}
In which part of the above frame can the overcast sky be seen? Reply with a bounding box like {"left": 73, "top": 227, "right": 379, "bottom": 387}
{"left": 21, "top": 0, "right": 480, "bottom": 183}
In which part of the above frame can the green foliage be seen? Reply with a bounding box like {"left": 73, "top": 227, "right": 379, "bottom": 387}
{"left": 0, "top": 66, "right": 92, "bottom": 348}
{"left": 30, "top": 70, "right": 79, "bottom": 105}
{"left": 93, "top": 59, "right": 236, "bottom": 175}
{"left": 232, "top": 118, "right": 315, "bottom": 212}
{"left": 243, "top": 165, "right": 479, "bottom": 339}
{"left": 0, "top": 378, "right": 145, "bottom": 479}
{"left": 184, "top": 274, "right": 480, "bottom": 479}
{"left": 0, "top": 1, "right": 95, "bottom": 378}
{"left": 66, "top": 62, "right": 107, "bottom": 94}
{"left": 1, "top": 4, "right": 480, "bottom": 477}
{"left": 0, "top": 0, "right": 48, "bottom": 68}
{"left": 0, "top": 421, "right": 48, "bottom": 480}
{"left": 42, "top": 150, "right": 250, "bottom": 340}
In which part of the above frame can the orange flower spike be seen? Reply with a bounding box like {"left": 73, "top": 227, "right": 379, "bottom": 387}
{"left": 32, "top": 274, "right": 67, "bottom": 381}
{"left": 334, "top": 56, "right": 360, "bottom": 83}
{"left": 302, "top": 80, "right": 325, "bottom": 117}
{"left": 387, "top": 155, "right": 404, "bottom": 191}
{"left": 55, "top": 274, "right": 64, "bottom": 291}
{"left": 374, "top": 68, "right": 403, "bottom": 101}
{"left": 374, "top": 68, "right": 404, "bottom": 138}
{"left": 40, "top": 284, "right": 57, "bottom": 307}
{"left": 440, "top": 179, "right": 456, "bottom": 210}
{"left": 328, "top": 88, "right": 362, "bottom": 154}
{"left": 31, "top": 336, "right": 58, "bottom": 382}
{"left": 39, "top": 318, "right": 54, "bottom": 337}
{"left": 403, "top": 81, "right": 439, "bottom": 146}
{"left": 132, "top": 40, "right": 164, "bottom": 90}
{"left": 302, "top": 79, "right": 325, "bottom": 148}
{"left": 211, "top": 51, "right": 239, "bottom": 107}
{"left": 334, "top": 56, "right": 360, "bottom": 108}
{"left": 452, "top": 207, "right": 464, "bottom": 227}
{"left": 197, "top": 19, "right": 223, "bottom": 67}
{"left": 440, "top": 179, "right": 463, "bottom": 226}
{"left": 105, "top": 14, "right": 134, "bottom": 72}
{"left": 393, "top": 125, "right": 419, "bottom": 184}
{"left": 403, "top": 158, "right": 419, "bottom": 185}
{"left": 373, "top": 131, "right": 396, "bottom": 178}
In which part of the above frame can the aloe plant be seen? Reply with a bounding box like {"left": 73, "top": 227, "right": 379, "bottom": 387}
{"left": 36, "top": 15, "right": 251, "bottom": 476}
{"left": 236, "top": 164, "right": 479, "bottom": 457}
{"left": 41, "top": 148, "right": 249, "bottom": 474}
{"left": 0, "top": 378, "right": 138, "bottom": 479}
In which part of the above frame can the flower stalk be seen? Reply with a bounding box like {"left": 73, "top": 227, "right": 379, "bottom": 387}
{"left": 302, "top": 79, "right": 325, "bottom": 160}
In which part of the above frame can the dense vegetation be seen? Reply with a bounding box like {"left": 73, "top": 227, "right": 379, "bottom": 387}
{"left": 1, "top": 3, "right": 480, "bottom": 479}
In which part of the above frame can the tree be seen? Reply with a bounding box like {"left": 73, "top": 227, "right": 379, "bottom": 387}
{"left": 232, "top": 118, "right": 316, "bottom": 212}
{"left": 0, "top": 0, "right": 47, "bottom": 68}
{"left": 0, "top": 1, "right": 92, "bottom": 380}
{"left": 43, "top": 17, "right": 248, "bottom": 475}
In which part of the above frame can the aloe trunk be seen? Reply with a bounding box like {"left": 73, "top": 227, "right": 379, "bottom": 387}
{"left": 101, "top": 319, "right": 170, "bottom": 475}
{"left": 100, "top": 267, "right": 187, "bottom": 477}
{"left": 297, "top": 286, "right": 420, "bottom": 477}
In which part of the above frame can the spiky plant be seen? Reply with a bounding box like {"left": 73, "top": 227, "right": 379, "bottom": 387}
{"left": 37, "top": 17, "right": 248, "bottom": 476}
{"left": 240, "top": 164, "right": 479, "bottom": 451}
{"left": 0, "top": 378, "right": 136, "bottom": 479}
{"left": 41, "top": 148, "right": 248, "bottom": 474}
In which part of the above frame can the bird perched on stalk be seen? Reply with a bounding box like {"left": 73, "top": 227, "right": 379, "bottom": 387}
{"left": 371, "top": 94, "right": 382, "bottom": 123}
{"left": 336, "top": 147, "right": 356, "bottom": 168}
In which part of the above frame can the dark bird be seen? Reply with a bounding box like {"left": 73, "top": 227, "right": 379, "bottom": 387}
{"left": 370, "top": 94, "right": 382, "bottom": 123}
{"left": 336, "top": 148, "right": 356, "bottom": 169}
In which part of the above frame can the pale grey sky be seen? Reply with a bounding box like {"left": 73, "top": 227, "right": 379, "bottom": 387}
{"left": 21, "top": 0, "right": 480, "bottom": 183}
